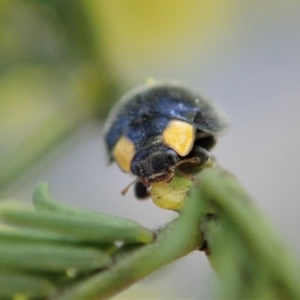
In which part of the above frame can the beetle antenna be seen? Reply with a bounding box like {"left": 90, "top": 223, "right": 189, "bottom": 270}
{"left": 121, "top": 178, "right": 139, "bottom": 195}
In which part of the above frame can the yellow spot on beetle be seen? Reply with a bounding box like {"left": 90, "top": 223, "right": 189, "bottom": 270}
{"left": 113, "top": 136, "right": 135, "bottom": 172}
{"left": 163, "top": 120, "right": 195, "bottom": 156}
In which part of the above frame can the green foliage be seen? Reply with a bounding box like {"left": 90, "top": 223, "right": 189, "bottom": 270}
{"left": 0, "top": 1, "right": 118, "bottom": 193}
{"left": 0, "top": 168, "right": 299, "bottom": 299}
{"left": 198, "top": 169, "right": 300, "bottom": 299}
{"left": 0, "top": 183, "right": 155, "bottom": 299}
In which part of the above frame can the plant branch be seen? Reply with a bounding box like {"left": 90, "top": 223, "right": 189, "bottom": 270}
{"left": 0, "top": 167, "right": 300, "bottom": 299}
{"left": 196, "top": 167, "right": 300, "bottom": 299}
{"left": 55, "top": 181, "right": 204, "bottom": 300}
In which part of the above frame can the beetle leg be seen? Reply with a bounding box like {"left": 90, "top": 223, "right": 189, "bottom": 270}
{"left": 176, "top": 146, "right": 210, "bottom": 170}
{"left": 134, "top": 181, "right": 151, "bottom": 199}
{"left": 165, "top": 169, "right": 175, "bottom": 183}
{"left": 194, "top": 135, "right": 216, "bottom": 151}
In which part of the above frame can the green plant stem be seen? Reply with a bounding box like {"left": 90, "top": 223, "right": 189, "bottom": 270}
{"left": 0, "top": 271, "right": 55, "bottom": 299}
{"left": 0, "top": 204, "right": 153, "bottom": 244}
{"left": 0, "top": 227, "right": 99, "bottom": 245}
{"left": 55, "top": 183, "right": 204, "bottom": 300}
{"left": 33, "top": 183, "right": 148, "bottom": 230}
{"left": 198, "top": 167, "right": 300, "bottom": 299}
{"left": 0, "top": 240, "right": 112, "bottom": 272}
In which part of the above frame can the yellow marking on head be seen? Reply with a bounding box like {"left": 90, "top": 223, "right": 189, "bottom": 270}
{"left": 113, "top": 136, "right": 135, "bottom": 172}
{"left": 163, "top": 120, "right": 195, "bottom": 156}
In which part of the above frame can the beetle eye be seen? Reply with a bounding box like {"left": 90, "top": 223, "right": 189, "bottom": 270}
{"left": 130, "top": 160, "right": 140, "bottom": 175}
{"left": 165, "top": 149, "right": 179, "bottom": 166}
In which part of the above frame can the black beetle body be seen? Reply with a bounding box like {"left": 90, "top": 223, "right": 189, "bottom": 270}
{"left": 104, "top": 82, "right": 228, "bottom": 198}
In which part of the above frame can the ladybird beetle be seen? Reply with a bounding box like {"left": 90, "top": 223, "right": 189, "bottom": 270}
{"left": 104, "top": 81, "right": 228, "bottom": 198}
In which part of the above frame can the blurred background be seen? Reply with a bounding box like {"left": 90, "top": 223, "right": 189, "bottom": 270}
{"left": 1, "top": 1, "right": 300, "bottom": 299}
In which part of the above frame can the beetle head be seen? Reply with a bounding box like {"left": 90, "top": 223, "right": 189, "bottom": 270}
{"left": 130, "top": 146, "right": 179, "bottom": 187}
